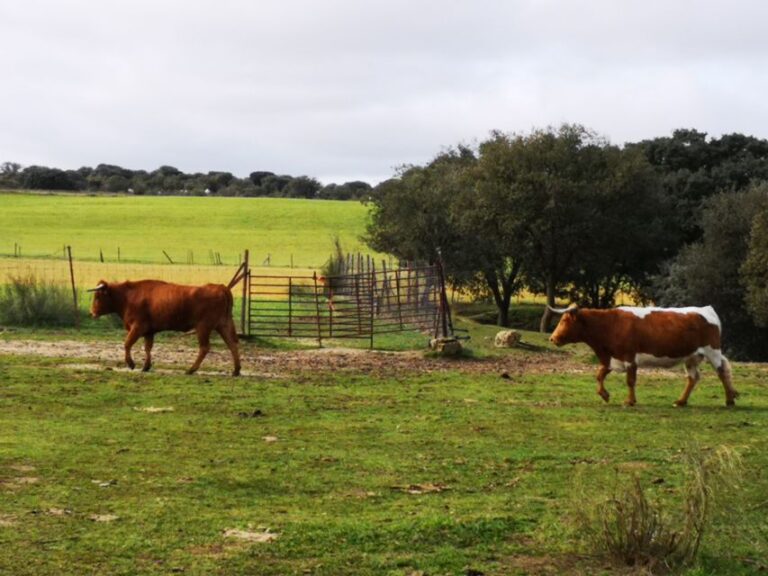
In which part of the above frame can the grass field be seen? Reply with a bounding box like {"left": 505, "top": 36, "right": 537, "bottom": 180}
{"left": 0, "top": 192, "right": 373, "bottom": 267}
{"left": 1, "top": 321, "right": 767, "bottom": 575}
{"left": 2, "top": 190, "right": 767, "bottom": 575}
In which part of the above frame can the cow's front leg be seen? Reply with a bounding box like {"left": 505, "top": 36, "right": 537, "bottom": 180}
{"left": 625, "top": 363, "right": 638, "bottom": 406}
{"left": 596, "top": 365, "right": 611, "bottom": 402}
{"left": 187, "top": 328, "right": 211, "bottom": 375}
{"left": 123, "top": 326, "right": 142, "bottom": 370}
{"left": 142, "top": 334, "right": 154, "bottom": 372}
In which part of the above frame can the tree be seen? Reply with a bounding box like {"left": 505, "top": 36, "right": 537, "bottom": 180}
{"left": 632, "top": 129, "right": 768, "bottom": 245}
{"left": 651, "top": 185, "right": 768, "bottom": 359}
{"left": 21, "top": 166, "right": 81, "bottom": 191}
{"left": 318, "top": 181, "right": 372, "bottom": 200}
{"left": 0, "top": 162, "right": 22, "bottom": 189}
{"left": 249, "top": 171, "right": 275, "bottom": 187}
{"left": 284, "top": 176, "right": 322, "bottom": 199}
{"left": 740, "top": 185, "right": 768, "bottom": 327}
{"left": 564, "top": 146, "right": 674, "bottom": 307}
{"left": 473, "top": 125, "right": 630, "bottom": 331}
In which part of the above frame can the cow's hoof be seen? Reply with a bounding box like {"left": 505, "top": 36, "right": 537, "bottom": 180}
{"left": 185, "top": 369, "right": 197, "bottom": 375}
{"left": 232, "top": 369, "right": 241, "bottom": 377}
{"left": 726, "top": 399, "right": 736, "bottom": 407}
{"left": 598, "top": 392, "right": 610, "bottom": 403}
{"left": 142, "top": 366, "right": 151, "bottom": 373}
{"left": 674, "top": 400, "right": 688, "bottom": 408}
{"left": 623, "top": 401, "right": 636, "bottom": 407}
{"left": 126, "top": 362, "right": 136, "bottom": 370}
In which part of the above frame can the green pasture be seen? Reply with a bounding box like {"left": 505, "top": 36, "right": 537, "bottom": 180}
{"left": 1, "top": 325, "right": 767, "bottom": 575}
{"left": 0, "top": 192, "right": 373, "bottom": 267}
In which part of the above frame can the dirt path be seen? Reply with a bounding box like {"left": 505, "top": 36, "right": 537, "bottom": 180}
{"left": 0, "top": 337, "right": 584, "bottom": 378}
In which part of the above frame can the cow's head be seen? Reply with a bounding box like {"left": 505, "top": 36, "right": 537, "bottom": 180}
{"left": 87, "top": 280, "right": 113, "bottom": 318}
{"left": 549, "top": 304, "right": 582, "bottom": 346}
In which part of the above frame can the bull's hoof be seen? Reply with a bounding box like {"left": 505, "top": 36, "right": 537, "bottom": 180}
{"left": 623, "top": 400, "right": 636, "bottom": 407}
{"left": 126, "top": 361, "right": 136, "bottom": 370}
{"left": 726, "top": 399, "right": 737, "bottom": 407}
{"left": 598, "top": 391, "right": 610, "bottom": 403}
{"left": 674, "top": 400, "right": 688, "bottom": 408}
{"left": 185, "top": 368, "right": 197, "bottom": 375}
{"left": 232, "top": 369, "right": 241, "bottom": 377}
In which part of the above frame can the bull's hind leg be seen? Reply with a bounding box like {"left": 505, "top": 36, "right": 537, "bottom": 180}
{"left": 187, "top": 328, "right": 211, "bottom": 375}
{"left": 624, "top": 363, "right": 638, "bottom": 406}
{"left": 142, "top": 334, "right": 155, "bottom": 372}
{"left": 674, "top": 355, "right": 702, "bottom": 407}
{"left": 216, "top": 320, "right": 241, "bottom": 376}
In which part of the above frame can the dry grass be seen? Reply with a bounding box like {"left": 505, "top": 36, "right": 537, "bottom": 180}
{"left": 571, "top": 445, "right": 744, "bottom": 574}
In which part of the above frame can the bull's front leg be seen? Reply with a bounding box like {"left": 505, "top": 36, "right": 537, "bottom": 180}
{"left": 625, "top": 363, "right": 638, "bottom": 406}
{"left": 123, "top": 325, "right": 142, "bottom": 370}
{"left": 596, "top": 364, "right": 611, "bottom": 402}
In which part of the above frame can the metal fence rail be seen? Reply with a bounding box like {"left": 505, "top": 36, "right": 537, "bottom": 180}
{"left": 247, "top": 263, "right": 449, "bottom": 346}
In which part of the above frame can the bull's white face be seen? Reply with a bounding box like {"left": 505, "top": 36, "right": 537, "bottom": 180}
{"left": 549, "top": 306, "right": 582, "bottom": 346}
{"left": 89, "top": 281, "right": 113, "bottom": 318}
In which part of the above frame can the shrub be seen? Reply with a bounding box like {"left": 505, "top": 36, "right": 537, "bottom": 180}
{"left": 570, "top": 445, "right": 743, "bottom": 574}
{"left": 0, "top": 274, "right": 75, "bottom": 327}
{"left": 320, "top": 236, "right": 347, "bottom": 295}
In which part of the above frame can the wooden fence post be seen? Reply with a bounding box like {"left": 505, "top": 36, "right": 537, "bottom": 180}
{"left": 240, "top": 249, "right": 249, "bottom": 336}
{"left": 67, "top": 246, "right": 79, "bottom": 329}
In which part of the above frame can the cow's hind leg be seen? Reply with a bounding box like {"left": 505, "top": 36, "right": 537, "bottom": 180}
{"left": 596, "top": 364, "right": 611, "bottom": 403}
{"left": 624, "top": 363, "right": 638, "bottom": 406}
{"left": 216, "top": 319, "right": 241, "bottom": 376}
{"left": 702, "top": 348, "right": 738, "bottom": 406}
{"left": 674, "top": 355, "right": 702, "bottom": 407}
{"left": 142, "top": 334, "right": 154, "bottom": 372}
{"left": 123, "top": 326, "right": 142, "bottom": 370}
{"left": 187, "top": 328, "right": 211, "bottom": 375}
{"left": 717, "top": 356, "right": 738, "bottom": 406}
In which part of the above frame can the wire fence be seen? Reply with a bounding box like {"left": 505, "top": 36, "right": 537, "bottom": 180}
{"left": 0, "top": 247, "right": 263, "bottom": 332}
{"left": 0, "top": 247, "right": 452, "bottom": 348}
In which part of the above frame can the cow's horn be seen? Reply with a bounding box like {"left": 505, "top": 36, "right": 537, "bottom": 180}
{"left": 86, "top": 282, "right": 107, "bottom": 292}
{"left": 547, "top": 305, "right": 571, "bottom": 314}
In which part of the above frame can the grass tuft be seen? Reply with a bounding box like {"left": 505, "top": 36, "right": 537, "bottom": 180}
{"left": 0, "top": 274, "right": 75, "bottom": 326}
{"left": 570, "top": 445, "right": 744, "bottom": 574}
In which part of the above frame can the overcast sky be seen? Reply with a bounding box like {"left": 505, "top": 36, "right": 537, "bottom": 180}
{"left": 2, "top": 1, "right": 767, "bottom": 185}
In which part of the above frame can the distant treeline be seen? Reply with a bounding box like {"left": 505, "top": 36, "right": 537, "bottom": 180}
{"left": 0, "top": 163, "right": 372, "bottom": 200}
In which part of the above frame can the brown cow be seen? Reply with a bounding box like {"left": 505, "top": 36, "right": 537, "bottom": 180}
{"left": 89, "top": 279, "right": 241, "bottom": 376}
{"left": 548, "top": 304, "right": 737, "bottom": 407}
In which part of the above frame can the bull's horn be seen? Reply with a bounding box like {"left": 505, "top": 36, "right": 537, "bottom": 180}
{"left": 86, "top": 282, "right": 107, "bottom": 292}
{"left": 547, "top": 304, "right": 579, "bottom": 314}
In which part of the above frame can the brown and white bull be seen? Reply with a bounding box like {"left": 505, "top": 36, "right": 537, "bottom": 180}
{"left": 548, "top": 304, "right": 738, "bottom": 407}
{"left": 89, "top": 279, "right": 241, "bottom": 376}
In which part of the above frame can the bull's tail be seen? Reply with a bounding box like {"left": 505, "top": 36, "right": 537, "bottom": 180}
{"left": 224, "top": 286, "right": 235, "bottom": 319}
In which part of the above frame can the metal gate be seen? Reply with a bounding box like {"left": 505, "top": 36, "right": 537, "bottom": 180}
{"left": 242, "top": 260, "right": 451, "bottom": 347}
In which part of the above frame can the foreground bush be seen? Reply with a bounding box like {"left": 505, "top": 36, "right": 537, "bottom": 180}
{"left": 0, "top": 274, "right": 75, "bottom": 326}
{"left": 571, "top": 445, "right": 743, "bottom": 574}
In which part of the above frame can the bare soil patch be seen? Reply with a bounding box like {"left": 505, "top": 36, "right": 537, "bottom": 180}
{"left": 0, "top": 337, "right": 583, "bottom": 378}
